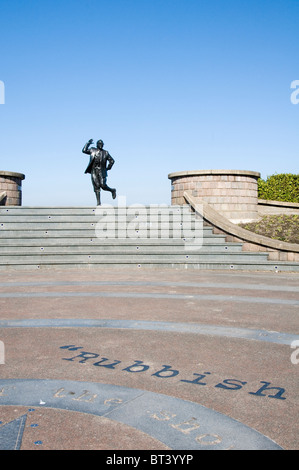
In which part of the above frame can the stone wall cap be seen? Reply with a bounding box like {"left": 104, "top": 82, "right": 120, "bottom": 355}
{"left": 168, "top": 169, "right": 261, "bottom": 179}
{"left": 258, "top": 199, "right": 299, "bottom": 209}
{"left": 0, "top": 171, "right": 25, "bottom": 180}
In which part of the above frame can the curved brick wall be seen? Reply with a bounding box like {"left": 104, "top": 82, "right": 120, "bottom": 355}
{"left": 0, "top": 171, "right": 25, "bottom": 206}
{"left": 168, "top": 169, "right": 261, "bottom": 223}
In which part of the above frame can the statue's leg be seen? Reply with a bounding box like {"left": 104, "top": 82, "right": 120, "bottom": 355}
{"left": 101, "top": 175, "right": 116, "bottom": 199}
{"left": 91, "top": 171, "right": 101, "bottom": 206}
{"left": 95, "top": 190, "right": 101, "bottom": 205}
{"left": 103, "top": 185, "right": 116, "bottom": 199}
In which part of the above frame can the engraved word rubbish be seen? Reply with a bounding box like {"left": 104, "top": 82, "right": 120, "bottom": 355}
{"left": 60, "top": 345, "right": 287, "bottom": 400}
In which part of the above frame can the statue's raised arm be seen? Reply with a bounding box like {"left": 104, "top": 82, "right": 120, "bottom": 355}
{"left": 82, "top": 139, "right": 94, "bottom": 154}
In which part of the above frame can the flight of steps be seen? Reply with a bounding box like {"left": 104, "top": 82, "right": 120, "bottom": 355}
{"left": 0, "top": 205, "right": 299, "bottom": 271}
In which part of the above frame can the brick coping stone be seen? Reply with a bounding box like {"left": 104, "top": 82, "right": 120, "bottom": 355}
{"left": 0, "top": 171, "right": 25, "bottom": 180}
{"left": 168, "top": 169, "right": 261, "bottom": 178}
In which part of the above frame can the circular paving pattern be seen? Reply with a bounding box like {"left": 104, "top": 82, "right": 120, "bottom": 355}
{"left": 0, "top": 267, "right": 298, "bottom": 450}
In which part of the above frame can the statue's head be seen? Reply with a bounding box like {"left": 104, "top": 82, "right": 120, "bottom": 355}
{"left": 97, "top": 140, "right": 104, "bottom": 149}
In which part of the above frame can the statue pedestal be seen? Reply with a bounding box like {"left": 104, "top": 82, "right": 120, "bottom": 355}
{"left": 168, "top": 169, "right": 260, "bottom": 223}
{"left": 0, "top": 171, "right": 25, "bottom": 206}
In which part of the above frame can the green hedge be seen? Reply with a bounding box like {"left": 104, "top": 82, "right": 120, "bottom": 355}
{"left": 258, "top": 173, "right": 299, "bottom": 203}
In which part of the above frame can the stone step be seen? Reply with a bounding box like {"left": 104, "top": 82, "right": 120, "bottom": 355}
{"left": 0, "top": 243, "right": 244, "bottom": 254}
{"left": 0, "top": 215, "right": 197, "bottom": 223}
{"left": 0, "top": 221, "right": 204, "bottom": 230}
{"left": 0, "top": 236, "right": 228, "bottom": 245}
{"left": 0, "top": 259, "right": 295, "bottom": 272}
{"left": 0, "top": 252, "right": 270, "bottom": 264}
{"left": 0, "top": 206, "right": 192, "bottom": 216}
{"left": 0, "top": 230, "right": 207, "bottom": 239}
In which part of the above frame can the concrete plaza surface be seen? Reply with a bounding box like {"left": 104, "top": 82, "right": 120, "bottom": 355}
{"left": 0, "top": 266, "right": 298, "bottom": 450}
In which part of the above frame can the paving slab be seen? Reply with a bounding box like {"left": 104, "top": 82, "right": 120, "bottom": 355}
{"left": 0, "top": 267, "right": 298, "bottom": 451}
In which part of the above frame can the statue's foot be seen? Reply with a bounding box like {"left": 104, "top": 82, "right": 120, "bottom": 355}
{"left": 112, "top": 189, "right": 116, "bottom": 199}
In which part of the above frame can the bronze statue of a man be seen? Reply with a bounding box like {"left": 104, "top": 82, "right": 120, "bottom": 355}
{"left": 82, "top": 138, "right": 116, "bottom": 205}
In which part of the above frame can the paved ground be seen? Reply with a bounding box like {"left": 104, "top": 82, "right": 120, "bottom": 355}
{"left": 0, "top": 266, "right": 298, "bottom": 450}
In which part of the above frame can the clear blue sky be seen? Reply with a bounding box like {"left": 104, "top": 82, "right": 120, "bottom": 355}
{"left": 0, "top": 0, "right": 298, "bottom": 206}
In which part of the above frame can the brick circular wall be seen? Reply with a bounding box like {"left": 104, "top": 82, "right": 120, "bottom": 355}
{"left": 0, "top": 171, "right": 25, "bottom": 206}
{"left": 168, "top": 169, "right": 261, "bottom": 223}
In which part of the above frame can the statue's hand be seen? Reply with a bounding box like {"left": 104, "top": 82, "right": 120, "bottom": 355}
{"left": 88, "top": 139, "right": 93, "bottom": 144}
